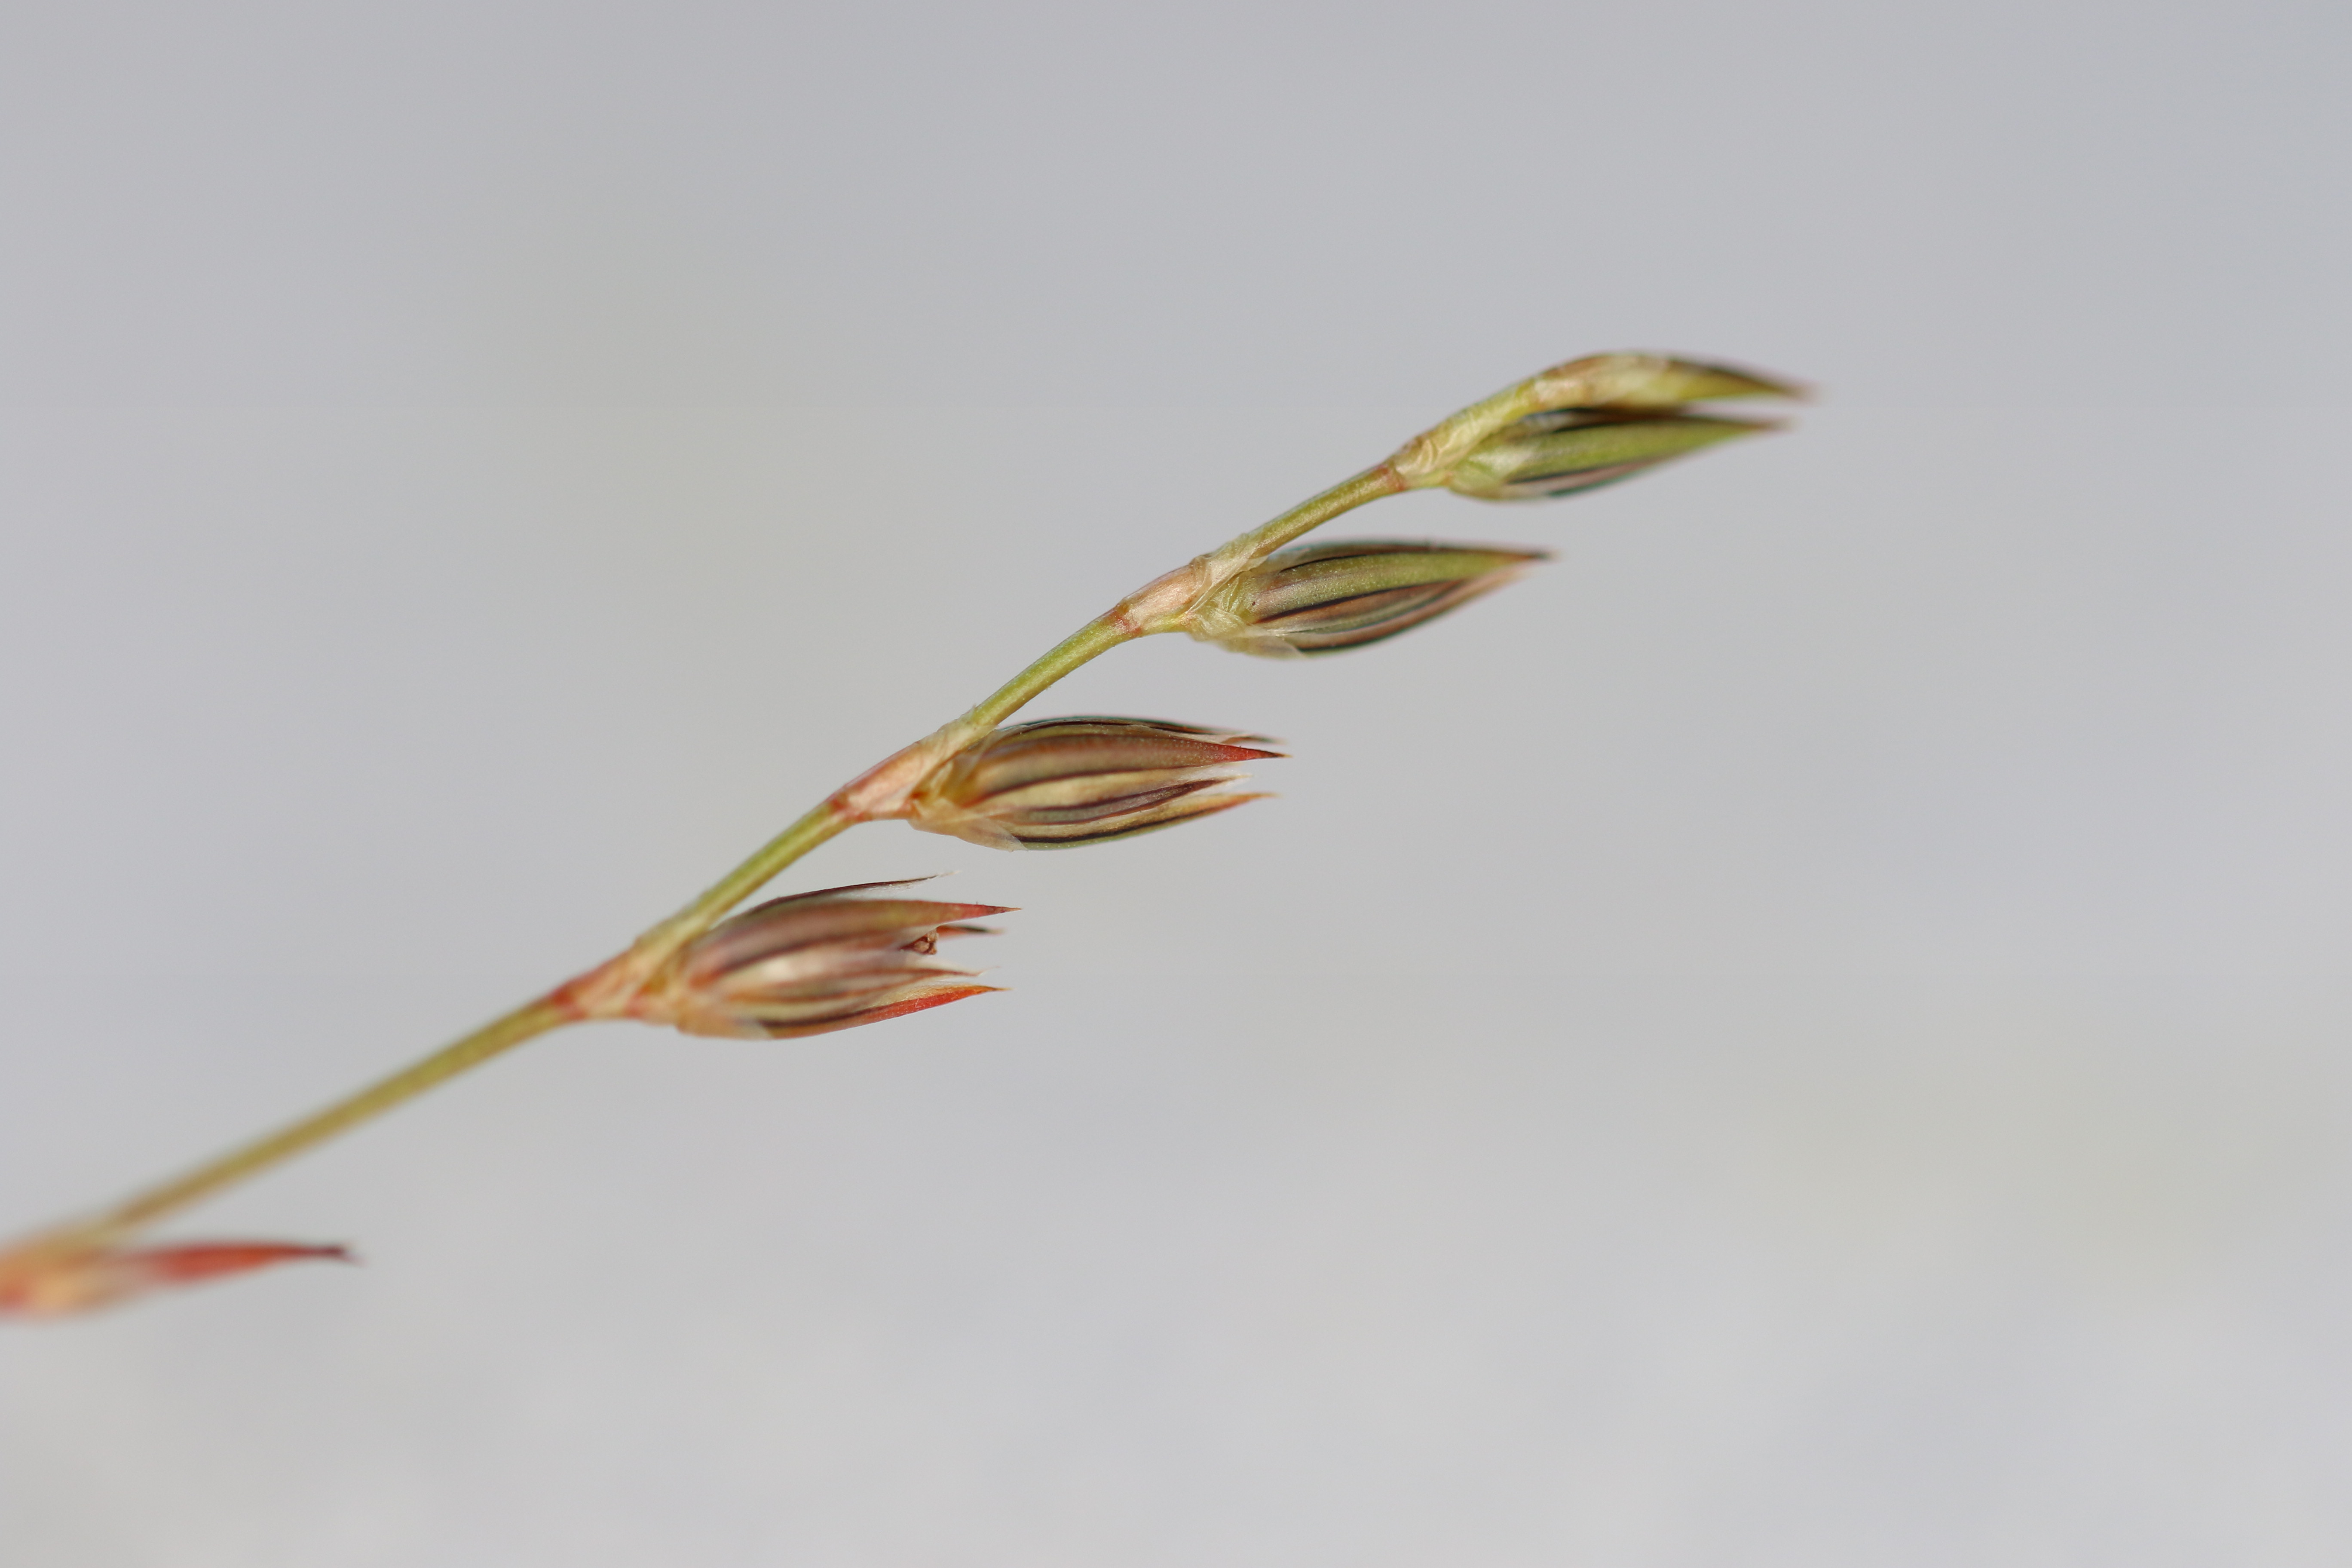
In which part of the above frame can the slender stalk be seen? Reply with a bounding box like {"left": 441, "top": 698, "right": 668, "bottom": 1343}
{"left": 944, "top": 615, "right": 1134, "bottom": 742}
{"left": 638, "top": 802, "right": 856, "bottom": 967}
{"left": 59, "top": 998, "right": 571, "bottom": 1251}
{"left": 1198, "top": 466, "right": 1410, "bottom": 587}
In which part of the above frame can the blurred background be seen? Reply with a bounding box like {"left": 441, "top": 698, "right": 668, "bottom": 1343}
{"left": 3, "top": 0, "right": 2350, "bottom": 1562}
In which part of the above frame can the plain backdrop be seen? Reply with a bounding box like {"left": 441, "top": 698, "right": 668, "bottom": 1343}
{"left": 3, "top": 1, "right": 2351, "bottom": 1564}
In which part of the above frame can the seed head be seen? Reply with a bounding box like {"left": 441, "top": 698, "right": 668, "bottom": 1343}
{"left": 907, "top": 717, "right": 1280, "bottom": 850}
{"left": 632, "top": 879, "right": 1009, "bottom": 1039}
{"left": 1186, "top": 539, "right": 1547, "bottom": 658}
{"left": 0, "top": 1238, "right": 352, "bottom": 1318}
{"left": 1448, "top": 410, "right": 1778, "bottom": 502}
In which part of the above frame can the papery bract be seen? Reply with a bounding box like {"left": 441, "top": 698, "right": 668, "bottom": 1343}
{"left": 1448, "top": 410, "right": 1777, "bottom": 501}
{"left": 1186, "top": 540, "right": 1546, "bottom": 657}
{"left": 906, "top": 717, "right": 1279, "bottom": 849}
{"left": 1528, "top": 352, "right": 1805, "bottom": 413}
{"left": 633, "top": 880, "right": 1009, "bottom": 1039}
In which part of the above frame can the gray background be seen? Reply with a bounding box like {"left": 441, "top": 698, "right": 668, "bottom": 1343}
{"left": 3, "top": 0, "right": 2350, "bottom": 1563}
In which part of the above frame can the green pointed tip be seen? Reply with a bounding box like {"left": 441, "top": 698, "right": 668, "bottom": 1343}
{"left": 1531, "top": 353, "right": 1808, "bottom": 412}
{"left": 1627, "top": 358, "right": 1808, "bottom": 405}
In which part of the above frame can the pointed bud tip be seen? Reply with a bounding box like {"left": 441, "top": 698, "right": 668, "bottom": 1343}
{"left": 1532, "top": 353, "right": 1809, "bottom": 412}
{"left": 1197, "top": 790, "right": 1276, "bottom": 812}
{"left": 853, "top": 982, "right": 1006, "bottom": 1020}
{"left": 0, "top": 1238, "right": 355, "bottom": 1318}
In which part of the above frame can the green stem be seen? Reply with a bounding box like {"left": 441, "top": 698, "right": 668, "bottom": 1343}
{"left": 1216, "top": 464, "right": 1412, "bottom": 565}
{"left": 67, "top": 997, "right": 572, "bottom": 1247}
{"left": 943, "top": 616, "right": 1133, "bottom": 743}
{"left": 642, "top": 802, "right": 855, "bottom": 963}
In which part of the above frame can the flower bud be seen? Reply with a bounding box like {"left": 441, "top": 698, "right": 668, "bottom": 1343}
{"left": 1185, "top": 540, "right": 1546, "bottom": 658}
{"left": 1528, "top": 352, "right": 1804, "bottom": 413}
{"left": 1447, "top": 410, "right": 1777, "bottom": 501}
{"left": 632, "top": 879, "right": 1009, "bottom": 1039}
{"left": 907, "top": 717, "right": 1280, "bottom": 850}
{"left": 0, "top": 1238, "right": 352, "bottom": 1318}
